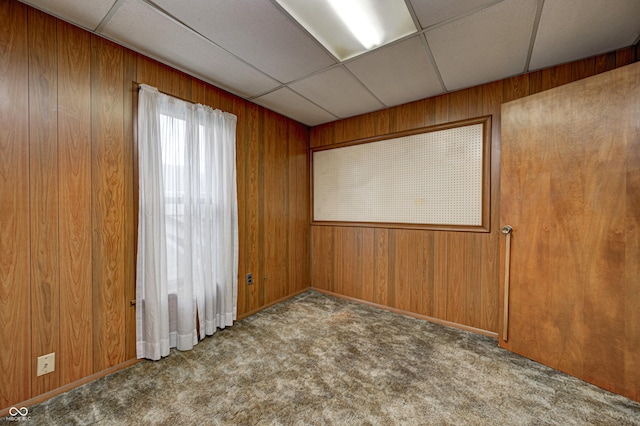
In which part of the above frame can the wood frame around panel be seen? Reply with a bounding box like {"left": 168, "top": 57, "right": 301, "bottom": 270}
{"left": 310, "top": 116, "right": 492, "bottom": 232}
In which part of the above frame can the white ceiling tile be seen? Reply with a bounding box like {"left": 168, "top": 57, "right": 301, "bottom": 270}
{"left": 21, "top": 0, "right": 115, "bottom": 30}
{"left": 151, "top": 0, "right": 337, "bottom": 83}
{"left": 409, "top": 0, "right": 499, "bottom": 28}
{"left": 99, "top": 0, "right": 278, "bottom": 98}
{"left": 253, "top": 88, "right": 337, "bottom": 126}
{"left": 346, "top": 36, "right": 443, "bottom": 107}
{"left": 426, "top": 0, "right": 538, "bottom": 91}
{"left": 529, "top": 0, "right": 640, "bottom": 71}
{"left": 289, "top": 67, "right": 384, "bottom": 118}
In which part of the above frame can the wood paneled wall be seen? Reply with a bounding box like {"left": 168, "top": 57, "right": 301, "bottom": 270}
{"left": 0, "top": 0, "right": 309, "bottom": 411}
{"left": 310, "top": 46, "right": 638, "bottom": 336}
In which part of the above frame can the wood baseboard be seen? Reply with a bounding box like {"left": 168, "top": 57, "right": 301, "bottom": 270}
{"left": 237, "top": 287, "right": 311, "bottom": 320}
{"left": 312, "top": 288, "right": 498, "bottom": 339}
{"left": 0, "top": 359, "right": 140, "bottom": 417}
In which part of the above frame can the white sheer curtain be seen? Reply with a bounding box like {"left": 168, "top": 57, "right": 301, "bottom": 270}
{"left": 136, "top": 84, "right": 238, "bottom": 360}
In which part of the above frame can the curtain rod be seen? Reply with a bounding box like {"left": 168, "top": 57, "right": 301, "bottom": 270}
{"left": 135, "top": 83, "right": 237, "bottom": 118}
{"left": 135, "top": 82, "right": 200, "bottom": 106}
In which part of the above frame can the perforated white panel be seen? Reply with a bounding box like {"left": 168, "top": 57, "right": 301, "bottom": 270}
{"left": 313, "top": 124, "right": 484, "bottom": 226}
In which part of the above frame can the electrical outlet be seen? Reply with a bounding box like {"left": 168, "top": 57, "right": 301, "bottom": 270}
{"left": 246, "top": 273, "right": 253, "bottom": 285}
{"left": 37, "top": 353, "right": 55, "bottom": 376}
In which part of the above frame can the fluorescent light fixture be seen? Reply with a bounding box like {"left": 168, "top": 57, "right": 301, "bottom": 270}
{"left": 326, "top": 0, "right": 381, "bottom": 49}
{"left": 275, "top": 0, "right": 417, "bottom": 61}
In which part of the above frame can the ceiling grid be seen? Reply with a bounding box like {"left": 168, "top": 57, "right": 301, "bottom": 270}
{"left": 19, "top": 0, "right": 640, "bottom": 126}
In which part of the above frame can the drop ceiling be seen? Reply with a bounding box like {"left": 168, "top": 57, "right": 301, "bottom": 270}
{"left": 20, "top": 0, "right": 640, "bottom": 126}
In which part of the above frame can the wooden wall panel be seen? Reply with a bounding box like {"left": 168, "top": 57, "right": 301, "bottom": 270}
{"left": 391, "top": 230, "right": 410, "bottom": 311}
{"left": 0, "top": 0, "right": 30, "bottom": 408}
{"left": 571, "top": 57, "right": 596, "bottom": 81}
{"left": 502, "top": 74, "right": 529, "bottom": 103}
{"left": 162, "top": 66, "right": 191, "bottom": 100}
{"left": 392, "top": 100, "right": 427, "bottom": 132}
{"left": 137, "top": 55, "right": 163, "bottom": 89}
{"left": 91, "top": 35, "right": 126, "bottom": 372}
{"left": 339, "top": 228, "right": 357, "bottom": 299}
{"left": 28, "top": 8, "right": 60, "bottom": 395}
{"left": 309, "top": 122, "right": 333, "bottom": 147}
{"left": 529, "top": 63, "right": 571, "bottom": 94}
{"left": 464, "top": 235, "right": 482, "bottom": 328}
{"left": 595, "top": 51, "right": 617, "bottom": 74}
{"left": 310, "top": 46, "right": 639, "bottom": 337}
{"left": 288, "top": 122, "right": 310, "bottom": 294}
{"left": 57, "top": 20, "right": 93, "bottom": 386}
{"left": 311, "top": 226, "right": 333, "bottom": 292}
{"left": 1, "top": 1, "right": 311, "bottom": 412}
{"left": 262, "top": 111, "right": 290, "bottom": 304}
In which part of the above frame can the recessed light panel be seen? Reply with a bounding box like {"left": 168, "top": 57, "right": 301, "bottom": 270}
{"left": 274, "top": 0, "right": 417, "bottom": 61}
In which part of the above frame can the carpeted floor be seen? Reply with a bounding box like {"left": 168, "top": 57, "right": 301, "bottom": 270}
{"left": 4, "top": 290, "right": 640, "bottom": 425}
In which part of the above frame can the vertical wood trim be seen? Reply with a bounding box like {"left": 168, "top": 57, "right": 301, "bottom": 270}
{"left": 480, "top": 79, "right": 503, "bottom": 332}
{"left": 91, "top": 35, "right": 125, "bottom": 372}
{"left": 257, "top": 108, "right": 267, "bottom": 308}
{"left": 235, "top": 97, "right": 247, "bottom": 314}
{"left": 57, "top": 20, "right": 92, "bottom": 386}
{"left": 420, "top": 231, "right": 435, "bottom": 317}
{"left": 122, "top": 48, "right": 137, "bottom": 361}
{"left": 28, "top": 8, "right": 60, "bottom": 396}
{"left": 372, "top": 228, "right": 388, "bottom": 305}
{"left": 386, "top": 230, "right": 396, "bottom": 308}
{"left": 245, "top": 103, "right": 261, "bottom": 313}
{"left": 0, "top": 0, "right": 31, "bottom": 408}
{"left": 360, "top": 228, "right": 374, "bottom": 303}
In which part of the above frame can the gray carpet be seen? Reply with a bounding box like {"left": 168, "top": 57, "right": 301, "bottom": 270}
{"left": 5, "top": 290, "right": 640, "bottom": 425}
